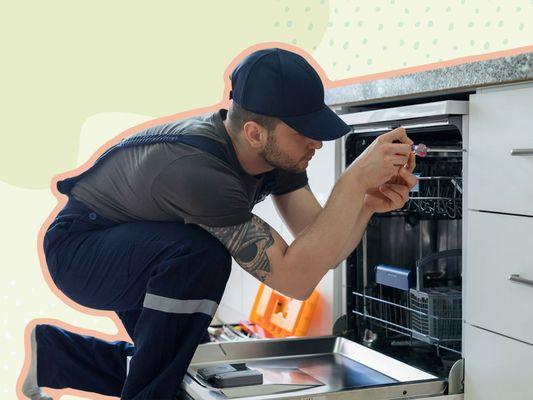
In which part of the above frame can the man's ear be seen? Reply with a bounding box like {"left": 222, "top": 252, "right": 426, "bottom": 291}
{"left": 243, "top": 121, "right": 267, "bottom": 149}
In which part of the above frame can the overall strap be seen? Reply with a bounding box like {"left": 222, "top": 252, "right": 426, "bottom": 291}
{"left": 57, "top": 134, "right": 229, "bottom": 195}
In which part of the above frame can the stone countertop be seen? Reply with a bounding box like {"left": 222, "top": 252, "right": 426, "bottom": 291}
{"left": 325, "top": 51, "right": 533, "bottom": 107}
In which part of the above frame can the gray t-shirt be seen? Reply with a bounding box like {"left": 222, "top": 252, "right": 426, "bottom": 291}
{"left": 71, "top": 109, "right": 308, "bottom": 227}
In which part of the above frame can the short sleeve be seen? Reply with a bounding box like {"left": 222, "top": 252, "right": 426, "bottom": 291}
{"left": 269, "top": 169, "right": 309, "bottom": 196}
{"left": 151, "top": 155, "right": 252, "bottom": 227}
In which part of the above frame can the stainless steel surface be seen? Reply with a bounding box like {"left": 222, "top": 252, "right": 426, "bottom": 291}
{"left": 402, "top": 121, "right": 460, "bottom": 130}
{"left": 333, "top": 138, "right": 346, "bottom": 323}
{"left": 182, "top": 336, "right": 446, "bottom": 399}
{"left": 508, "top": 274, "right": 533, "bottom": 287}
{"left": 351, "top": 125, "right": 394, "bottom": 134}
{"left": 510, "top": 148, "right": 533, "bottom": 156}
{"left": 351, "top": 120, "right": 452, "bottom": 134}
{"left": 340, "top": 101, "right": 469, "bottom": 126}
{"left": 350, "top": 120, "right": 463, "bottom": 136}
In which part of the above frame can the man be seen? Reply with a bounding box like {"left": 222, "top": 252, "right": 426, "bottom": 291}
{"left": 23, "top": 48, "right": 416, "bottom": 400}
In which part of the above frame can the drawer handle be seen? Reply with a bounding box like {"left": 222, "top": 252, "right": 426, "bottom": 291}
{"left": 510, "top": 148, "right": 533, "bottom": 156}
{"left": 509, "top": 274, "right": 533, "bottom": 287}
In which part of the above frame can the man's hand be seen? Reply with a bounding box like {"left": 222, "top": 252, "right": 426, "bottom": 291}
{"left": 348, "top": 127, "right": 413, "bottom": 191}
{"left": 364, "top": 151, "right": 417, "bottom": 214}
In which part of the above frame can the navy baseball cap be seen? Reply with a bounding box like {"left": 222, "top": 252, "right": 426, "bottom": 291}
{"left": 229, "top": 48, "right": 351, "bottom": 141}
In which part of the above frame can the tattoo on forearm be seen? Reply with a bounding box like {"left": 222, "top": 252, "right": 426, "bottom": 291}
{"left": 199, "top": 216, "right": 275, "bottom": 282}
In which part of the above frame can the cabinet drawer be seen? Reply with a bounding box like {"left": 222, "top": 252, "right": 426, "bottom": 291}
{"left": 464, "top": 324, "right": 533, "bottom": 400}
{"left": 468, "top": 84, "right": 533, "bottom": 216}
{"left": 465, "top": 211, "right": 533, "bottom": 344}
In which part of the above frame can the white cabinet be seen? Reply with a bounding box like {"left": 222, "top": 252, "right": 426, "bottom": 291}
{"left": 464, "top": 82, "right": 533, "bottom": 400}
{"left": 464, "top": 324, "right": 533, "bottom": 400}
{"left": 465, "top": 211, "right": 533, "bottom": 344}
{"left": 468, "top": 84, "right": 533, "bottom": 216}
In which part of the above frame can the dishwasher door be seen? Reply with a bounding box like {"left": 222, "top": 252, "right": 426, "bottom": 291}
{"left": 181, "top": 336, "right": 451, "bottom": 400}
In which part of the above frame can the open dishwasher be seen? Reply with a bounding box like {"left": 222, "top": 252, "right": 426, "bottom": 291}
{"left": 181, "top": 100, "right": 468, "bottom": 399}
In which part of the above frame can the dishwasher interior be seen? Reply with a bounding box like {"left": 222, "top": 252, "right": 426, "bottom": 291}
{"left": 341, "top": 100, "right": 466, "bottom": 380}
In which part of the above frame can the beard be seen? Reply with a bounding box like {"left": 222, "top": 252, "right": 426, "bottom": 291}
{"left": 259, "top": 132, "right": 307, "bottom": 173}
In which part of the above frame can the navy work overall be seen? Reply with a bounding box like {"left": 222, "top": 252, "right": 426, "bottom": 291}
{"left": 37, "top": 132, "right": 255, "bottom": 399}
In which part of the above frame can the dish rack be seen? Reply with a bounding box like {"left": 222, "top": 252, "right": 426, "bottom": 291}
{"left": 404, "top": 155, "right": 463, "bottom": 219}
{"left": 410, "top": 287, "right": 462, "bottom": 347}
{"left": 353, "top": 250, "right": 462, "bottom": 354}
{"left": 407, "top": 176, "right": 463, "bottom": 219}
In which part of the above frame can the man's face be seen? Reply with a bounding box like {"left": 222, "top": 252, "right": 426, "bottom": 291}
{"left": 259, "top": 121, "right": 323, "bottom": 173}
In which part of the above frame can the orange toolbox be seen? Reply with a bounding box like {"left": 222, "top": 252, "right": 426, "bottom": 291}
{"left": 248, "top": 284, "right": 319, "bottom": 338}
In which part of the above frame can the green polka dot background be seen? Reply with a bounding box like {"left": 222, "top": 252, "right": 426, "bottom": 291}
{"left": 314, "top": 0, "right": 532, "bottom": 77}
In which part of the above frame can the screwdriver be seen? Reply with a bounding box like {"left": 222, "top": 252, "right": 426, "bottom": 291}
{"left": 411, "top": 143, "right": 465, "bottom": 157}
